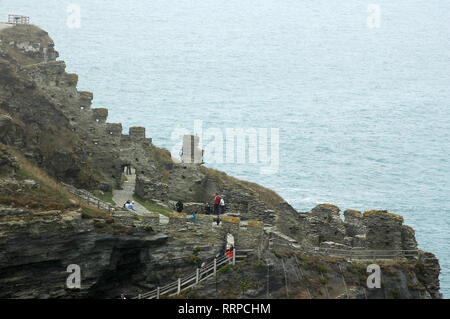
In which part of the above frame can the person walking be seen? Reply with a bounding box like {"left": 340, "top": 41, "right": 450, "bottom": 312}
{"left": 225, "top": 245, "right": 234, "bottom": 260}
{"left": 216, "top": 215, "right": 221, "bottom": 226}
{"left": 214, "top": 193, "right": 220, "bottom": 215}
{"left": 219, "top": 197, "right": 225, "bottom": 215}
{"left": 192, "top": 210, "right": 197, "bottom": 223}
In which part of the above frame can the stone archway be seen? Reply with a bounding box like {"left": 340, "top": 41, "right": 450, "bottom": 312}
{"left": 121, "top": 163, "right": 132, "bottom": 176}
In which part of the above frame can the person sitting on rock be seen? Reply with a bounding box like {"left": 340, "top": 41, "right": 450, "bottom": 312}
{"left": 204, "top": 202, "right": 211, "bottom": 214}
{"left": 127, "top": 201, "right": 136, "bottom": 211}
{"left": 123, "top": 200, "right": 130, "bottom": 209}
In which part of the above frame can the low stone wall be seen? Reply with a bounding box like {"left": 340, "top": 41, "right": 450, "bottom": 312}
{"left": 113, "top": 211, "right": 266, "bottom": 251}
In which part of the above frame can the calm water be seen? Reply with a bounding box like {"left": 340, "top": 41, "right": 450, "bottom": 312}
{"left": 2, "top": 0, "right": 449, "bottom": 297}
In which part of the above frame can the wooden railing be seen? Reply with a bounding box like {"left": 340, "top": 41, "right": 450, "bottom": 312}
{"left": 134, "top": 249, "right": 254, "bottom": 299}
{"left": 8, "top": 15, "right": 30, "bottom": 25}
{"left": 61, "top": 182, "right": 127, "bottom": 214}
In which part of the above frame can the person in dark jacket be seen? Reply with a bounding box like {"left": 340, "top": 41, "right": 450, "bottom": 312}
{"left": 204, "top": 202, "right": 211, "bottom": 214}
{"left": 175, "top": 201, "right": 183, "bottom": 213}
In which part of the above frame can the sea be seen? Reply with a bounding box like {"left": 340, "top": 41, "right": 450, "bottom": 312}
{"left": 2, "top": 0, "right": 449, "bottom": 298}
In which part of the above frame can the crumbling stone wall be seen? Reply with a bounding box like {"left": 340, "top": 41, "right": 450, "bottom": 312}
{"left": 281, "top": 204, "right": 419, "bottom": 252}
{"left": 20, "top": 52, "right": 161, "bottom": 189}
{"left": 114, "top": 212, "right": 266, "bottom": 251}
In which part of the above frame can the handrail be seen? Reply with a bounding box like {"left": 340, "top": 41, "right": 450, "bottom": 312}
{"left": 61, "top": 182, "right": 127, "bottom": 214}
{"left": 134, "top": 249, "right": 239, "bottom": 299}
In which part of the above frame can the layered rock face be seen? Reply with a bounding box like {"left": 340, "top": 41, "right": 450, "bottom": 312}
{"left": 0, "top": 207, "right": 166, "bottom": 298}
{"left": 284, "top": 204, "right": 421, "bottom": 253}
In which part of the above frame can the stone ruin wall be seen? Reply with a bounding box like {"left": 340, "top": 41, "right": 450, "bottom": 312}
{"left": 113, "top": 212, "right": 266, "bottom": 251}
{"left": 21, "top": 59, "right": 161, "bottom": 190}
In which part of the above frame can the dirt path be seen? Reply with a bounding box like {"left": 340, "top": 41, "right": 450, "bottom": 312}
{"left": 112, "top": 169, "right": 168, "bottom": 224}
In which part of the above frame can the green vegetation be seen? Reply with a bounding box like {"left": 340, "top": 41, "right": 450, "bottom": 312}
{"left": 252, "top": 260, "right": 266, "bottom": 271}
{"left": 92, "top": 190, "right": 116, "bottom": 206}
{"left": 391, "top": 289, "right": 400, "bottom": 299}
{"left": 240, "top": 280, "right": 251, "bottom": 292}
{"left": 319, "top": 275, "right": 328, "bottom": 285}
{"left": 132, "top": 193, "right": 172, "bottom": 216}
{"left": 189, "top": 255, "right": 200, "bottom": 265}
{"left": 217, "top": 263, "right": 233, "bottom": 276}
{"left": 151, "top": 146, "right": 173, "bottom": 183}
{"left": 273, "top": 248, "right": 295, "bottom": 259}
{"left": 316, "top": 263, "right": 327, "bottom": 273}
{"left": 0, "top": 145, "right": 112, "bottom": 221}
{"left": 200, "top": 166, "right": 284, "bottom": 210}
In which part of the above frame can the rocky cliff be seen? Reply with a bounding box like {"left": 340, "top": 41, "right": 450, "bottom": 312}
{"left": 0, "top": 23, "right": 442, "bottom": 298}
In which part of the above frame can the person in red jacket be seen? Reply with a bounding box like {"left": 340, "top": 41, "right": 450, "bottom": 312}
{"left": 214, "top": 193, "right": 221, "bottom": 215}
{"left": 225, "top": 245, "right": 234, "bottom": 259}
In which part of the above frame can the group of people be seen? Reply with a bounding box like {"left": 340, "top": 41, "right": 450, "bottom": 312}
{"left": 203, "top": 193, "right": 225, "bottom": 215}
{"left": 123, "top": 200, "right": 135, "bottom": 211}
{"left": 175, "top": 193, "right": 226, "bottom": 226}
{"left": 198, "top": 244, "right": 234, "bottom": 272}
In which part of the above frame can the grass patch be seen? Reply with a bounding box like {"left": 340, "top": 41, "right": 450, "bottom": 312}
{"left": 151, "top": 146, "right": 173, "bottom": 183}
{"left": 200, "top": 166, "right": 284, "bottom": 210}
{"left": 133, "top": 193, "right": 172, "bottom": 216}
{"left": 1, "top": 144, "right": 112, "bottom": 221}
{"left": 92, "top": 190, "right": 116, "bottom": 206}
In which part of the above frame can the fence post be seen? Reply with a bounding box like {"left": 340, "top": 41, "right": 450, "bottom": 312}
{"left": 157, "top": 287, "right": 160, "bottom": 299}
{"left": 97, "top": 200, "right": 100, "bottom": 209}
{"left": 214, "top": 258, "right": 217, "bottom": 276}
{"left": 177, "top": 278, "right": 181, "bottom": 295}
{"left": 233, "top": 248, "right": 236, "bottom": 265}
{"left": 196, "top": 268, "right": 199, "bottom": 283}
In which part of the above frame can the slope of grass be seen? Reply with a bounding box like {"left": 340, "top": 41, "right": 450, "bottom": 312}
{"left": 132, "top": 193, "right": 172, "bottom": 216}
{"left": 151, "top": 145, "right": 173, "bottom": 183}
{"left": 0, "top": 144, "right": 111, "bottom": 221}
{"left": 200, "top": 166, "right": 284, "bottom": 210}
{"left": 92, "top": 190, "right": 116, "bottom": 206}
